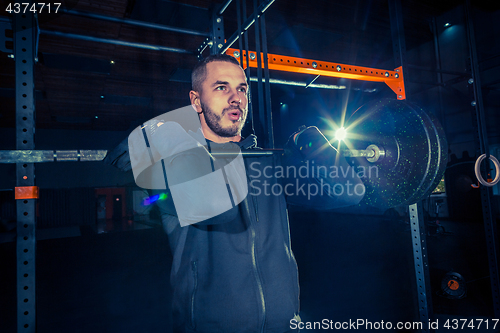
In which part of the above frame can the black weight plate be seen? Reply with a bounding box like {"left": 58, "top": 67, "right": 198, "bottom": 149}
{"left": 344, "top": 99, "right": 448, "bottom": 209}
{"left": 403, "top": 102, "right": 448, "bottom": 206}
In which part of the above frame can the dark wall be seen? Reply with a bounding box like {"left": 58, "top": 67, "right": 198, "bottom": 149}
{"left": 289, "top": 210, "right": 418, "bottom": 326}
{"left": 0, "top": 226, "right": 173, "bottom": 333}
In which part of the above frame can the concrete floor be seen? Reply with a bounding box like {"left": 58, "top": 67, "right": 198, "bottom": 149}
{"left": 0, "top": 213, "right": 497, "bottom": 332}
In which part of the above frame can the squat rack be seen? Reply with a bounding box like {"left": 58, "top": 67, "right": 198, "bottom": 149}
{"left": 5, "top": 0, "right": 499, "bottom": 332}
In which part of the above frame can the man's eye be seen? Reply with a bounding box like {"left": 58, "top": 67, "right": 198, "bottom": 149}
{"left": 238, "top": 88, "right": 247, "bottom": 93}
{"left": 216, "top": 86, "right": 226, "bottom": 91}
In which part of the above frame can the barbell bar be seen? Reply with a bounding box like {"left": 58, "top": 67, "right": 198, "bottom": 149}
{"left": 0, "top": 99, "right": 448, "bottom": 209}
{"left": 0, "top": 150, "right": 108, "bottom": 163}
{"left": 0, "top": 145, "right": 388, "bottom": 162}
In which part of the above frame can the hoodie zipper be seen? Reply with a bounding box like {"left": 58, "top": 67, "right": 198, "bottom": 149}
{"left": 245, "top": 159, "right": 266, "bottom": 333}
{"left": 190, "top": 261, "right": 198, "bottom": 329}
{"left": 250, "top": 224, "right": 266, "bottom": 332}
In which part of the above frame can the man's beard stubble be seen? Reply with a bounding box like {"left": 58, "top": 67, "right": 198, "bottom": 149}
{"left": 200, "top": 102, "right": 246, "bottom": 138}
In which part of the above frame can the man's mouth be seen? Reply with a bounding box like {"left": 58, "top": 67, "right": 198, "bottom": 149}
{"left": 226, "top": 109, "right": 242, "bottom": 121}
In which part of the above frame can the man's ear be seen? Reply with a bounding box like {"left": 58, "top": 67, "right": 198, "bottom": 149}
{"left": 190, "top": 90, "right": 202, "bottom": 114}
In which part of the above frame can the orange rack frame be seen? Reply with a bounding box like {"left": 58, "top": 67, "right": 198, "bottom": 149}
{"left": 226, "top": 48, "right": 405, "bottom": 100}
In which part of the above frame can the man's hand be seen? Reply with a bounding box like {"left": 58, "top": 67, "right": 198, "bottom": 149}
{"left": 293, "top": 126, "right": 338, "bottom": 159}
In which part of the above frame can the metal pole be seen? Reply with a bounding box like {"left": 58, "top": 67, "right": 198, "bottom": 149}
{"left": 389, "top": 0, "right": 409, "bottom": 99}
{"left": 431, "top": 17, "right": 447, "bottom": 134}
{"left": 61, "top": 9, "right": 210, "bottom": 37}
{"left": 389, "top": 0, "right": 433, "bottom": 331}
{"left": 242, "top": 0, "right": 255, "bottom": 135}
{"left": 236, "top": 0, "right": 244, "bottom": 67}
{"left": 236, "top": 0, "right": 256, "bottom": 135}
{"left": 218, "top": 0, "right": 234, "bottom": 16}
{"left": 253, "top": 0, "right": 266, "bottom": 148}
{"left": 409, "top": 203, "right": 433, "bottom": 331}
{"left": 220, "top": 0, "right": 275, "bottom": 54}
{"left": 248, "top": 77, "right": 346, "bottom": 89}
{"left": 211, "top": 5, "right": 225, "bottom": 55}
{"left": 40, "top": 29, "right": 194, "bottom": 54}
{"left": 465, "top": 0, "right": 500, "bottom": 318}
{"left": 14, "top": 9, "right": 37, "bottom": 333}
{"left": 260, "top": 13, "right": 274, "bottom": 148}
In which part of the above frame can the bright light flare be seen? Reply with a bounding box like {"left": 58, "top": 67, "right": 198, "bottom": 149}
{"left": 335, "top": 127, "right": 347, "bottom": 141}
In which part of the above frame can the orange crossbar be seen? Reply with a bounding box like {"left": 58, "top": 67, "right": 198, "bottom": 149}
{"left": 15, "top": 186, "right": 39, "bottom": 200}
{"left": 226, "top": 48, "right": 406, "bottom": 100}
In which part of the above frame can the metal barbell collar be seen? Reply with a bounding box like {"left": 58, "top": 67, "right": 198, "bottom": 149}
{"left": 340, "top": 144, "right": 385, "bottom": 163}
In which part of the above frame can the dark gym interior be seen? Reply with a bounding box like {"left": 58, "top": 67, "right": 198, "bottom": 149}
{"left": 1, "top": 0, "right": 500, "bottom": 332}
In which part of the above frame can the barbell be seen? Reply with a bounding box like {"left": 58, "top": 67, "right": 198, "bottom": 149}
{"left": 0, "top": 99, "right": 448, "bottom": 209}
{"left": 338, "top": 98, "right": 448, "bottom": 209}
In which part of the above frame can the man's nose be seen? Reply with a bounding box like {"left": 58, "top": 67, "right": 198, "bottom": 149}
{"left": 228, "top": 90, "right": 242, "bottom": 105}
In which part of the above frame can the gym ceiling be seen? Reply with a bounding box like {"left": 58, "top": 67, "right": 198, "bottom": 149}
{"left": 2, "top": 0, "right": 498, "bottom": 134}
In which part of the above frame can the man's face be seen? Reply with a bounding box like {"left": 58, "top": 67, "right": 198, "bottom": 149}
{"left": 191, "top": 61, "right": 248, "bottom": 141}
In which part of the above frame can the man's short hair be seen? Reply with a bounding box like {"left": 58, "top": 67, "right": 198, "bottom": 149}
{"left": 191, "top": 54, "right": 242, "bottom": 92}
